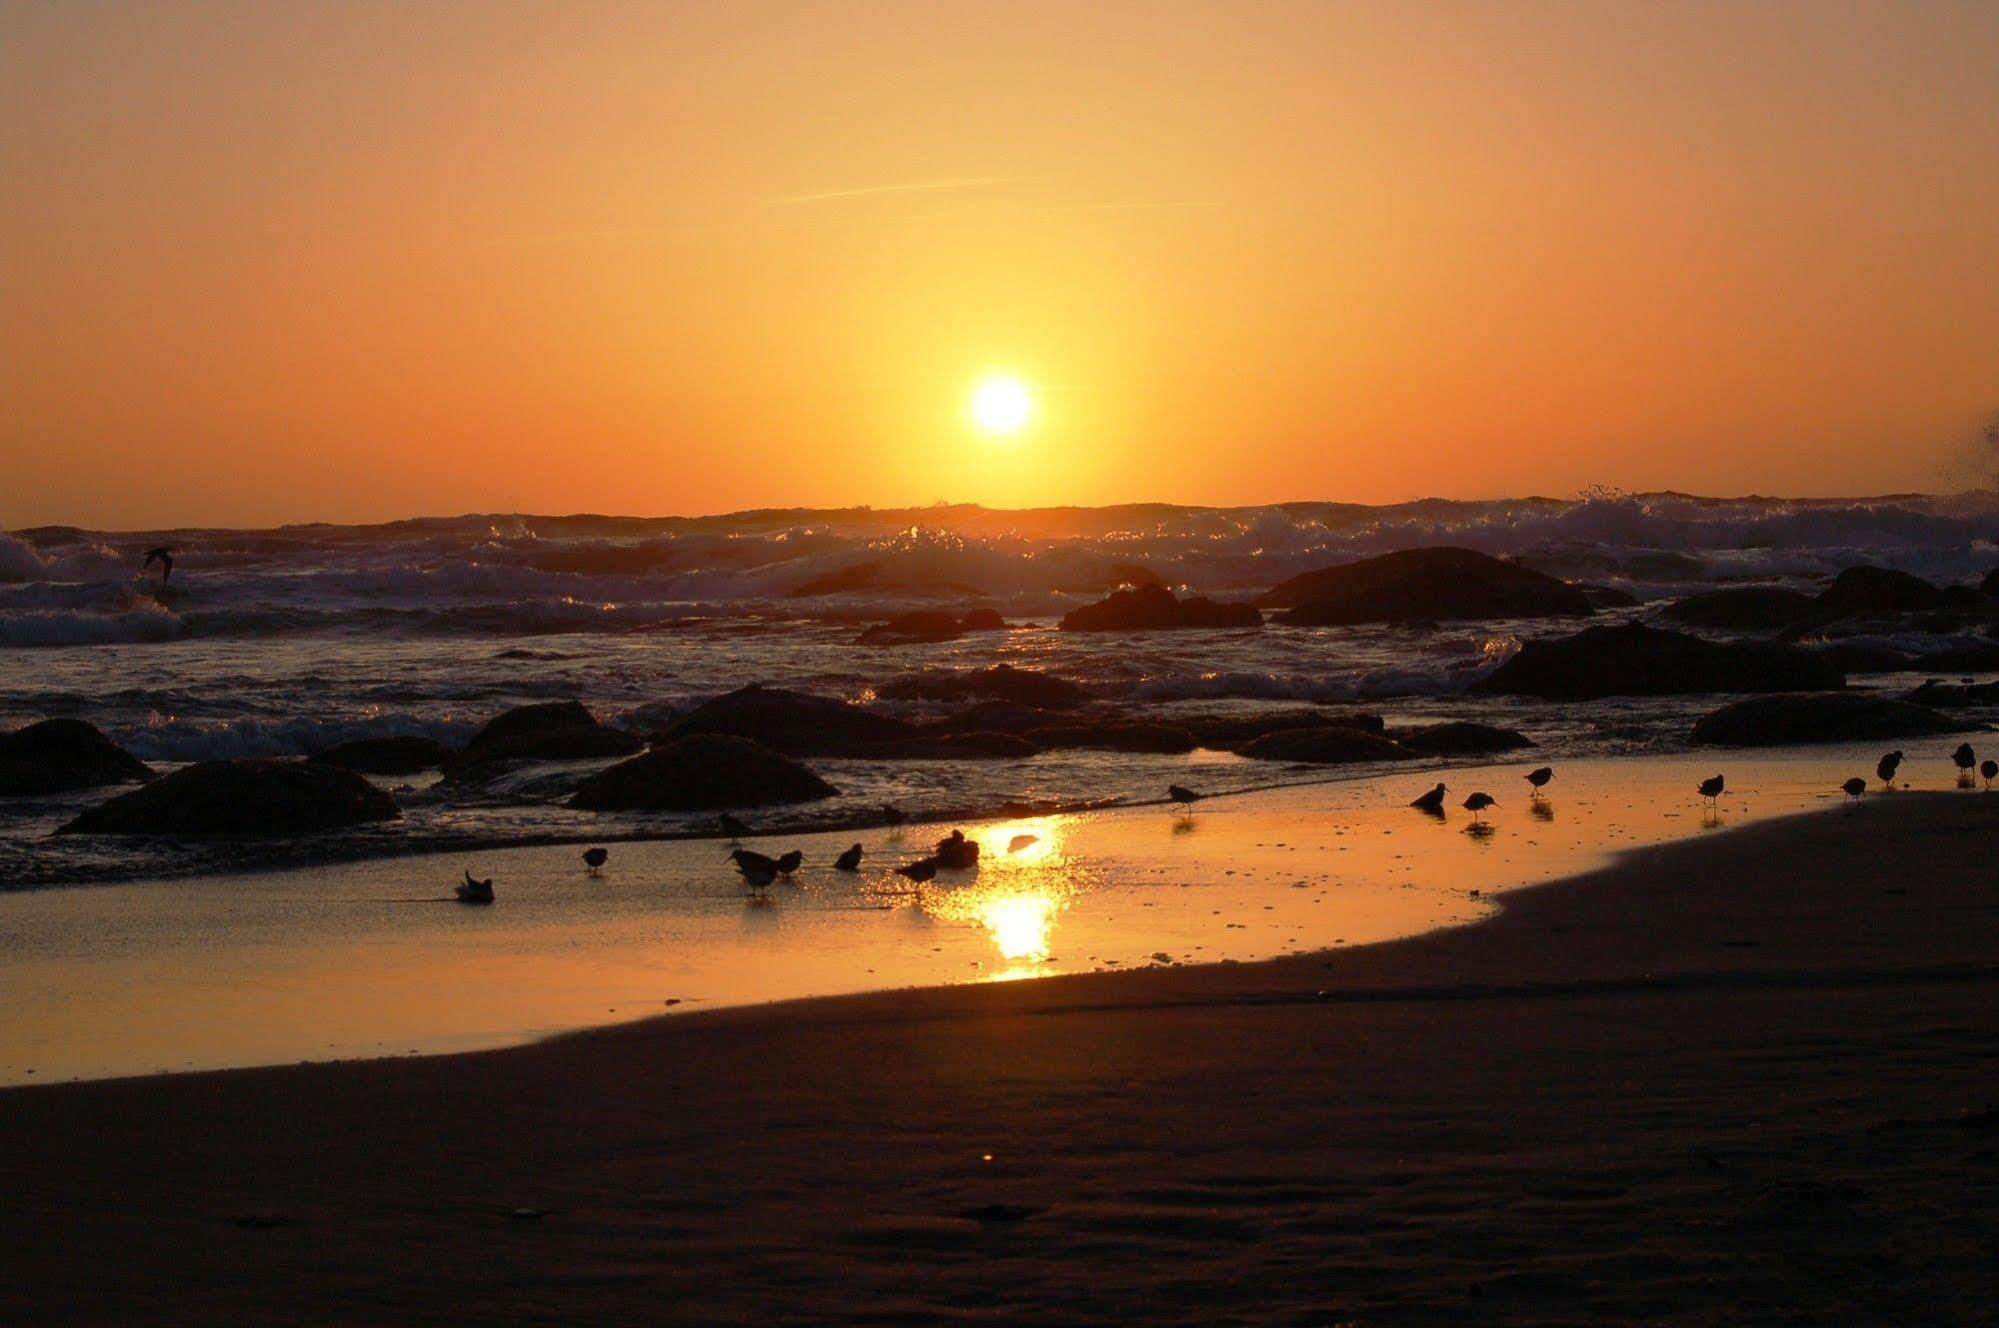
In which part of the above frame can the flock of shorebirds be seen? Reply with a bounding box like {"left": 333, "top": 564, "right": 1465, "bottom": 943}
{"left": 448, "top": 742, "right": 1994, "bottom": 905}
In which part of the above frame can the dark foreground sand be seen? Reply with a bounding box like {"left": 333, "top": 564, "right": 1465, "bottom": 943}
{"left": 4, "top": 796, "right": 1996, "bottom": 1326}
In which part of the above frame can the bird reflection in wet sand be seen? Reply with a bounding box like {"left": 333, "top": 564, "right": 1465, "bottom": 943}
{"left": 1530, "top": 799, "right": 1554, "bottom": 822}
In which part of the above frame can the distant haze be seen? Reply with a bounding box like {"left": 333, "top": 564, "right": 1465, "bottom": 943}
{"left": 5, "top": 1, "right": 1999, "bottom": 527}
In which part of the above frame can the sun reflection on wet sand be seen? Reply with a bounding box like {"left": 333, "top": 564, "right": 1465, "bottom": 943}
{"left": 921, "top": 817, "right": 1080, "bottom": 976}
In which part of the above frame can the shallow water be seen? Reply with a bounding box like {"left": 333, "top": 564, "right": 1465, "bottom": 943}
{"left": 1, "top": 740, "right": 1978, "bottom": 1087}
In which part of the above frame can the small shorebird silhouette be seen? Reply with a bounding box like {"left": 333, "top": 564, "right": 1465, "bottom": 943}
{"left": 894, "top": 857, "right": 938, "bottom": 884}
{"left": 1841, "top": 777, "right": 1867, "bottom": 803}
{"left": 729, "top": 848, "right": 779, "bottom": 892}
{"left": 1524, "top": 767, "right": 1553, "bottom": 797}
{"left": 1877, "top": 751, "right": 1903, "bottom": 789}
{"left": 833, "top": 843, "right": 863, "bottom": 871}
{"left": 775, "top": 849, "right": 803, "bottom": 876}
{"left": 142, "top": 546, "right": 175, "bottom": 582}
{"left": 1461, "top": 791, "right": 1496, "bottom": 823}
{"left": 1167, "top": 784, "right": 1202, "bottom": 805}
{"left": 1952, "top": 742, "right": 1977, "bottom": 786}
{"left": 455, "top": 871, "right": 494, "bottom": 905}
{"left": 1410, "top": 782, "right": 1447, "bottom": 812}
{"left": 881, "top": 804, "right": 906, "bottom": 829}
{"left": 1698, "top": 774, "right": 1725, "bottom": 806}
{"left": 1982, "top": 759, "right": 1997, "bottom": 790}
{"left": 582, "top": 847, "right": 608, "bottom": 875}
{"left": 1007, "top": 833, "right": 1039, "bottom": 853}
{"left": 717, "top": 813, "right": 750, "bottom": 842}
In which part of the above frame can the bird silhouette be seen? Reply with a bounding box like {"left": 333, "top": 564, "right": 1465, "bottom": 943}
{"left": 775, "top": 849, "right": 803, "bottom": 876}
{"left": 142, "top": 546, "right": 175, "bottom": 582}
{"left": 1982, "top": 759, "right": 1997, "bottom": 790}
{"left": 1167, "top": 784, "right": 1202, "bottom": 805}
{"left": 1877, "top": 751, "right": 1903, "bottom": 789}
{"left": 894, "top": 857, "right": 938, "bottom": 884}
{"left": 1409, "top": 782, "right": 1447, "bottom": 813}
{"left": 1007, "top": 833, "right": 1039, "bottom": 853}
{"left": 881, "top": 804, "right": 906, "bottom": 828}
{"left": 729, "top": 848, "right": 779, "bottom": 892}
{"left": 1461, "top": 791, "right": 1496, "bottom": 822}
{"left": 582, "top": 847, "right": 608, "bottom": 875}
{"left": 1698, "top": 774, "right": 1725, "bottom": 806}
{"left": 1952, "top": 742, "right": 1976, "bottom": 785}
{"left": 717, "top": 813, "right": 751, "bottom": 842}
{"left": 833, "top": 843, "right": 863, "bottom": 872}
{"left": 1841, "top": 777, "right": 1867, "bottom": 803}
{"left": 934, "top": 830, "right": 979, "bottom": 869}
{"left": 455, "top": 871, "right": 494, "bottom": 905}
{"left": 1524, "top": 766, "right": 1553, "bottom": 797}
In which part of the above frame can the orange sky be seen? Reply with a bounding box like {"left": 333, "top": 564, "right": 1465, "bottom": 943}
{"left": 5, "top": 1, "right": 1998, "bottom": 528}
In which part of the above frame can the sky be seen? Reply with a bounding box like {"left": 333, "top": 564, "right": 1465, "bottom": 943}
{"left": 4, "top": 0, "right": 1999, "bottom": 529}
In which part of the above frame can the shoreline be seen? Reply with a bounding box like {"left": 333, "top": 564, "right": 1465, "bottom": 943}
{"left": 3, "top": 793, "right": 1995, "bottom": 1322}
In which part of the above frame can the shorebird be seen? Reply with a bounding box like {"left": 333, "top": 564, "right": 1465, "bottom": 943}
{"left": 881, "top": 804, "right": 907, "bottom": 828}
{"left": 582, "top": 847, "right": 608, "bottom": 876}
{"left": 833, "top": 843, "right": 863, "bottom": 872}
{"left": 1877, "top": 751, "right": 1903, "bottom": 789}
{"left": 717, "top": 813, "right": 751, "bottom": 842}
{"left": 1167, "top": 784, "right": 1203, "bottom": 805}
{"left": 1461, "top": 791, "right": 1496, "bottom": 823}
{"left": 455, "top": 871, "right": 494, "bottom": 905}
{"left": 1409, "top": 782, "right": 1448, "bottom": 812}
{"left": 1952, "top": 742, "right": 1977, "bottom": 785}
{"left": 1982, "top": 759, "right": 1997, "bottom": 790}
{"left": 142, "top": 546, "right": 175, "bottom": 582}
{"left": 775, "top": 849, "right": 803, "bottom": 876}
{"left": 1698, "top": 774, "right": 1725, "bottom": 806}
{"left": 1524, "top": 767, "right": 1553, "bottom": 797}
{"left": 1007, "top": 833, "right": 1039, "bottom": 853}
{"left": 934, "top": 830, "right": 979, "bottom": 869}
{"left": 894, "top": 857, "right": 938, "bottom": 884}
{"left": 1841, "top": 777, "right": 1867, "bottom": 803}
{"left": 729, "top": 849, "right": 779, "bottom": 892}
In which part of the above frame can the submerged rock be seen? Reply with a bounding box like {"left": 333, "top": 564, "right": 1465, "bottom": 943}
{"left": 309, "top": 735, "right": 453, "bottom": 775}
{"left": 1027, "top": 722, "right": 1197, "bottom": 754}
{"left": 1260, "top": 547, "right": 1593, "bottom": 624}
{"left": 1904, "top": 679, "right": 1999, "bottom": 709}
{"left": 0, "top": 719, "right": 155, "bottom": 797}
{"left": 1661, "top": 587, "right": 1817, "bottom": 630}
{"left": 570, "top": 735, "right": 837, "bottom": 811}
{"left": 1182, "top": 709, "right": 1386, "bottom": 750}
{"left": 879, "top": 664, "right": 1088, "bottom": 709}
{"left": 1813, "top": 566, "right": 1949, "bottom": 617}
{"left": 1238, "top": 727, "right": 1414, "bottom": 764}
{"left": 1390, "top": 721, "right": 1534, "bottom": 755}
{"left": 451, "top": 701, "right": 641, "bottom": 771}
{"left": 661, "top": 684, "right": 914, "bottom": 756}
{"left": 1690, "top": 693, "right": 1972, "bottom": 747}
{"left": 859, "top": 732, "right": 1040, "bottom": 760}
{"left": 1059, "top": 584, "right": 1262, "bottom": 632}
{"left": 59, "top": 759, "right": 398, "bottom": 837}
{"left": 1483, "top": 623, "right": 1842, "bottom": 699}
{"left": 855, "top": 608, "right": 1007, "bottom": 646}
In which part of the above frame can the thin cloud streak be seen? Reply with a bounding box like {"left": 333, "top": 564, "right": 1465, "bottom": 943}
{"left": 777, "top": 177, "right": 1014, "bottom": 205}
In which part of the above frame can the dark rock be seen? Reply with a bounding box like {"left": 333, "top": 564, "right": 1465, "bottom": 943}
{"left": 1905, "top": 679, "right": 1999, "bottom": 709}
{"left": 788, "top": 561, "right": 881, "bottom": 596}
{"left": 1261, "top": 547, "right": 1594, "bottom": 623}
{"left": 570, "top": 735, "right": 837, "bottom": 811}
{"left": 1983, "top": 567, "right": 1999, "bottom": 597}
{"left": 1814, "top": 566, "right": 1947, "bottom": 617}
{"left": 1390, "top": 721, "right": 1534, "bottom": 755}
{"left": 922, "top": 701, "right": 1073, "bottom": 735}
{"left": 1028, "top": 722, "right": 1197, "bottom": 754}
{"left": 59, "top": 759, "right": 398, "bottom": 837}
{"left": 859, "top": 732, "right": 1040, "bottom": 760}
{"left": 1483, "top": 623, "right": 1843, "bottom": 699}
{"left": 1578, "top": 584, "right": 1640, "bottom": 609}
{"left": 1915, "top": 641, "right": 1999, "bottom": 672}
{"left": 1238, "top": 727, "right": 1415, "bottom": 764}
{"left": 878, "top": 665, "right": 1088, "bottom": 709}
{"left": 1815, "top": 642, "right": 1917, "bottom": 674}
{"left": 451, "top": 701, "right": 642, "bottom": 771}
{"left": 464, "top": 700, "right": 597, "bottom": 751}
{"left": 1060, "top": 584, "right": 1262, "bottom": 632}
{"left": 1182, "top": 709, "right": 1386, "bottom": 750}
{"left": 0, "top": 719, "right": 154, "bottom": 797}
{"left": 661, "top": 685, "right": 914, "bottom": 756}
{"left": 309, "top": 735, "right": 453, "bottom": 775}
{"left": 1690, "top": 693, "right": 1972, "bottom": 747}
{"left": 855, "top": 609, "right": 1007, "bottom": 646}
{"left": 1662, "top": 587, "right": 1817, "bottom": 630}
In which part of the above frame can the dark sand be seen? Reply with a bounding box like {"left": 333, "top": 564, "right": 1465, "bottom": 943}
{"left": 4, "top": 795, "right": 1996, "bottom": 1325}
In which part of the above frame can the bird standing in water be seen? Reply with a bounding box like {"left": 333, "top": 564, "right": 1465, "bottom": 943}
{"left": 1841, "top": 777, "right": 1867, "bottom": 803}
{"left": 1952, "top": 743, "right": 1977, "bottom": 786}
{"left": 1982, "top": 759, "right": 1997, "bottom": 790}
{"left": 775, "top": 849, "right": 803, "bottom": 877}
{"left": 1877, "top": 751, "right": 1903, "bottom": 789}
{"left": 717, "top": 813, "right": 750, "bottom": 842}
{"left": 1410, "top": 782, "right": 1447, "bottom": 813}
{"left": 894, "top": 857, "right": 938, "bottom": 885}
{"left": 1699, "top": 775, "right": 1726, "bottom": 807}
{"left": 833, "top": 843, "right": 864, "bottom": 871}
{"left": 881, "top": 804, "right": 907, "bottom": 829}
{"left": 1168, "top": 785, "right": 1202, "bottom": 805}
{"left": 142, "top": 546, "right": 175, "bottom": 582}
{"left": 582, "top": 847, "right": 609, "bottom": 876}
{"left": 1461, "top": 791, "right": 1496, "bottom": 823}
{"left": 729, "top": 848, "right": 779, "bottom": 893}
{"left": 455, "top": 871, "right": 494, "bottom": 905}
{"left": 1524, "top": 767, "right": 1553, "bottom": 798}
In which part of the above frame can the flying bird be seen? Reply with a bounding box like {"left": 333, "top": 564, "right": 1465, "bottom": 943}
{"left": 1698, "top": 775, "right": 1726, "bottom": 806}
{"left": 1167, "top": 784, "right": 1202, "bottom": 805}
{"left": 894, "top": 857, "right": 939, "bottom": 884}
{"left": 717, "top": 813, "right": 751, "bottom": 842}
{"left": 142, "top": 546, "right": 175, "bottom": 582}
{"left": 1409, "top": 782, "right": 1447, "bottom": 812}
{"left": 1877, "top": 751, "right": 1903, "bottom": 788}
{"left": 833, "top": 843, "right": 863, "bottom": 871}
{"left": 582, "top": 847, "right": 608, "bottom": 875}
{"left": 1461, "top": 792, "right": 1496, "bottom": 822}
{"left": 775, "top": 849, "right": 803, "bottom": 876}
{"left": 1524, "top": 767, "right": 1553, "bottom": 796}
{"left": 1982, "top": 759, "right": 1997, "bottom": 790}
{"left": 455, "top": 871, "right": 494, "bottom": 905}
{"left": 1841, "top": 777, "right": 1867, "bottom": 803}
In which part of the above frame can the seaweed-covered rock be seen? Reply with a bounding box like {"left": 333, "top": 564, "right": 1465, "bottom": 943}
{"left": 1483, "top": 623, "right": 1842, "bottom": 699}
{"left": 1060, "top": 584, "right": 1262, "bottom": 632}
{"left": 1661, "top": 587, "right": 1817, "bottom": 630}
{"left": 59, "top": 759, "right": 398, "bottom": 837}
{"left": 878, "top": 665, "right": 1087, "bottom": 709}
{"left": 570, "top": 735, "right": 837, "bottom": 811}
{"left": 662, "top": 685, "right": 914, "bottom": 756}
{"left": 1391, "top": 721, "right": 1534, "bottom": 755}
{"left": 309, "top": 735, "right": 453, "bottom": 775}
{"left": 1261, "top": 548, "right": 1593, "bottom": 624}
{"left": 0, "top": 719, "right": 154, "bottom": 797}
{"left": 1238, "top": 727, "right": 1414, "bottom": 764}
{"left": 1690, "top": 693, "right": 1972, "bottom": 747}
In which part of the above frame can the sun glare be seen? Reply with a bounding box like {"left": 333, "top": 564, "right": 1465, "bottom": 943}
{"left": 969, "top": 374, "right": 1033, "bottom": 437}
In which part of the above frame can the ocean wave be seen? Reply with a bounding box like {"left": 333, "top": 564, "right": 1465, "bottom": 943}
{"left": 112, "top": 711, "right": 480, "bottom": 763}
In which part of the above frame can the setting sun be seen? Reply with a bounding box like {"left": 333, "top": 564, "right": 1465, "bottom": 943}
{"left": 968, "top": 375, "right": 1033, "bottom": 437}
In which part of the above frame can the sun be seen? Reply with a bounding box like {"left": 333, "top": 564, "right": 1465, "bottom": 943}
{"left": 968, "top": 374, "right": 1033, "bottom": 437}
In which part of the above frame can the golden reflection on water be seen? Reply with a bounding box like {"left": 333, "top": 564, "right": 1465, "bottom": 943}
{"left": 920, "top": 816, "right": 1081, "bottom": 975}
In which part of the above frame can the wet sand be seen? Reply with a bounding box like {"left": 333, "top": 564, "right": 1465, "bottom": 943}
{"left": 3, "top": 793, "right": 1997, "bottom": 1324}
